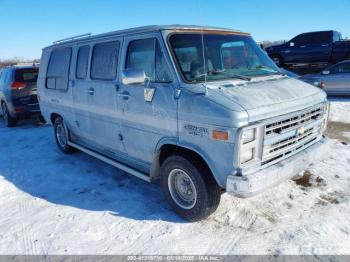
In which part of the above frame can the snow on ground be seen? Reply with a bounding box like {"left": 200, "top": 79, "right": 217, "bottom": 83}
{"left": 328, "top": 97, "right": 350, "bottom": 124}
{"left": 0, "top": 99, "right": 349, "bottom": 255}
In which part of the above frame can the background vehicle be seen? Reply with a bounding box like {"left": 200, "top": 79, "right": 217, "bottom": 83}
{"left": 266, "top": 30, "right": 350, "bottom": 67}
{"left": 300, "top": 60, "right": 350, "bottom": 95}
{"left": 38, "top": 25, "right": 329, "bottom": 221}
{"left": 0, "top": 64, "right": 42, "bottom": 127}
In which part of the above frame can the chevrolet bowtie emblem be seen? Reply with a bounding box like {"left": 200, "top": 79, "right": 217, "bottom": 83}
{"left": 297, "top": 127, "right": 305, "bottom": 135}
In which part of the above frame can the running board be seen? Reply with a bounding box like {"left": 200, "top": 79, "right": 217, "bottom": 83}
{"left": 67, "top": 141, "right": 151, "bottom": 182}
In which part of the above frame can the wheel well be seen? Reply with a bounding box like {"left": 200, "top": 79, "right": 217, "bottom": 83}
{"left": 50, "top": 113, "right": 61, "bottom": 125}
{"left": 157, "top": 144, "right": 216, "bottom": 183}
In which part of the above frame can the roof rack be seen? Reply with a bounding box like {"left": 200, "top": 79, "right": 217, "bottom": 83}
{"left": 53, "top": 33, "right": 91, "bottom": 44}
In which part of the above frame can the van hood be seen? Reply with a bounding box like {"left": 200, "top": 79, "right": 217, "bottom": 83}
{"left": 205, "top": 76, "right": 327, "bottom": 123}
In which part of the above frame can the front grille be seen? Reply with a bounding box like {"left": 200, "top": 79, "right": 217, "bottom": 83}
{"left": 265, "top": 107, "right": 323, "bottom": 136}
{"left": 262, "top": 104, "right": 325, "bottom": 166}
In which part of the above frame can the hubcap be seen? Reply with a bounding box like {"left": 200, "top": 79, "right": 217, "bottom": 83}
{"left": 56, "top": 122, "right": 67, "bottom": 148}
{"left": 168, "top": 169, "right": 197, "bottom": 209}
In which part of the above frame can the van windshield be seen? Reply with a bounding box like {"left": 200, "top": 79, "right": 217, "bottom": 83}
{"left": 169, "top": 33, "right": 280, "bottom": 83}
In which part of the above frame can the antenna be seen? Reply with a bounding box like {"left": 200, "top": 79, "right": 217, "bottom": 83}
{"left": 197, "top": 0, "right": 208, "bottom": 92}
{"left": 53, "top": 33, "right": 92, "bottom": 44}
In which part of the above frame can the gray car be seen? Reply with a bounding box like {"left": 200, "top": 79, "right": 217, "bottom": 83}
{"left": 38, "top": 25, "right": 329, "bottom": 221}
{"left": 300, "top": 60, "right": 350, "bottom": 95}
{"left": 0, "top": 64, "right": 42, "bottom": 127}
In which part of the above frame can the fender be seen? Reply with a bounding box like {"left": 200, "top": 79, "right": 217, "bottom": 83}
{"left": 150, "top": 137, "right": 223, "bottom": 187}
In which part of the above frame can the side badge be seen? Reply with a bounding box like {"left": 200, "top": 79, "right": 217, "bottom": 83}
{"left": 144, "top": 87, "right": 155, "bottom": 102}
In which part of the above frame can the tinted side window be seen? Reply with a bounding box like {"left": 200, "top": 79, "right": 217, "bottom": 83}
{"left": 46, "top": 47, "right": 72, "bottom": 90}
{"left": 291, "top": 33, "right": 312, "bottom": 46}
{"left": 91, "top": 41, "right": 119, "bottom": 80}
{"left": 330, "top": 62, "right": 350, "bottom": 74}
{"left": 76, "top": 45, "right": 90, "bottom": 79}
{"left": 311, "top": 32, "right": 331, "bottom": 44}
{"left": 126, "top": 38, "right": 172, "bottom": 83}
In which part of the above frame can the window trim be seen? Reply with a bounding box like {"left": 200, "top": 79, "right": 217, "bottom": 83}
{"left": 90, "top": 41, "right": 120, "bottom": 81}
{"left": 75, "top": 45, "right": 91, "bottom": 80}
{"left": 45, "top": 47, "right": 72, "bottom": 91}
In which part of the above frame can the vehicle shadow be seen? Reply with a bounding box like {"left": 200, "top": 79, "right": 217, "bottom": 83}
{"left": 0, "top": 121, "right": 184, "bottom": 223}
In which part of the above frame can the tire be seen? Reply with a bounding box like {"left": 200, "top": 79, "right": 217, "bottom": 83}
{"left": 160, "top": 155, "right": 221, "bottom": 221}
{"left": 271, "top": 55, "right": 283, "bottom": 67}
{"left": 1, "top": 102, "right": 17, "bottom": 127}
{"left": 54, "top": 117, "right": 75, "bottom": 154}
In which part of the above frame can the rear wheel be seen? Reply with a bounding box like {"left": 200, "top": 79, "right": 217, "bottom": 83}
{"left": 1, "top": 102, "right": 17, "bottom": 127}
{"left": 54, "top": 117, "right": 75, "bottom": 154}
{"left": 160, "top": 155, "right": 221, "bottom": 221}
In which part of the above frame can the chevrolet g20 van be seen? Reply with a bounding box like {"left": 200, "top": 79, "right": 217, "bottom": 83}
{"left": 38, "top": 25, "right": 329, "bottom": 221}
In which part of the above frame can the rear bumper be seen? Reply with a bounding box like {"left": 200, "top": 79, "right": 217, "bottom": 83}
{"left": 11, "top": 95, "right": 41, "bottom": 118}
{"left": 226, "top": 138, "right": 330, "bottom": 198}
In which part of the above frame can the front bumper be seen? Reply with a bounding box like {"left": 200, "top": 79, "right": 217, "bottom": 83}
{"left": 226, "top": 138, "right": 330, "bottom": 198}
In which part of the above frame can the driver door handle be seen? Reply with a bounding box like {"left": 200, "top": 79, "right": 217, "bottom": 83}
{"left": 87, "top": 87, "right": 95, "bottom": 95}
{"left": 116, "top": 91, "right": 130, "bottom": 100}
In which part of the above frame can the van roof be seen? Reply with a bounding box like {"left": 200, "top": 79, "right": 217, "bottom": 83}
{"left": 46, "top": 24, "right": 250, "bottom": 48}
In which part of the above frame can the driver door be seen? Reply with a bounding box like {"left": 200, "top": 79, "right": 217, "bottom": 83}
{"left": 116, "top": 34, "right": 178, "bottom": 168}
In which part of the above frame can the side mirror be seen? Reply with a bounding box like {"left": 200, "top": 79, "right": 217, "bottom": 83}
{"left": 121, "top": 68, "right": 146, "bottom": 85}
{"left": 322, "top": 70, "right": 330, "bottom": 75}
{"left": 289, "top": 42, "right": 295, "bottom": 47}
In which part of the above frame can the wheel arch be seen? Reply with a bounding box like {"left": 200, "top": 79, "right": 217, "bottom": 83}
{"left": 150, "top": 139, "right": 222, "bottom": 188}
{"left": 50, "top": 112, "right": 62, "bottom": 125}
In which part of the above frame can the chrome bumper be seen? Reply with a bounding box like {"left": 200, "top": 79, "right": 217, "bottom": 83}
{"left": 226, "top": 138, "right": 330, "bottom": 198}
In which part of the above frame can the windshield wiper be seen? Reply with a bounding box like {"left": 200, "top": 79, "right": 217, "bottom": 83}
{"left": 249, "top": 65, "right": 285, "bottom": 76}
{"left": 192, "top": 70, "right": 251, "bottom": 82}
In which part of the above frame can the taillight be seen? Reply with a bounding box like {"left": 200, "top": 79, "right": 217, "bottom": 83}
{"left": 11, "top": 81, "right": 26, "bottom": 90}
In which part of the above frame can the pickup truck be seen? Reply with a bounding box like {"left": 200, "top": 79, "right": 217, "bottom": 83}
{"left": 265, "top": 30, "right": 350, "bottom": 67}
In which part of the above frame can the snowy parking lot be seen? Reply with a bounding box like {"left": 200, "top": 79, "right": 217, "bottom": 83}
{"left": 0, "top": 98, "right": 349, "bottom": 255}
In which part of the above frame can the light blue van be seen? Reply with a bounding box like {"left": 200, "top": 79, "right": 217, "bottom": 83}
{"left": 38, "top": 25, "right": 329, "bottom": 221}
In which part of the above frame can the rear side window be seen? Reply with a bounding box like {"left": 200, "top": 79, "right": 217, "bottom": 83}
{"left": 15, "top": 69, "right": 38, "bottom": 83}
{"left": 91, "top": 41, "right": 120, "bottom": 80}
{"left": 76, "top": 45, "right": 90, "bottom": 79}
{"left": 310, "top": 32, "right": 331, "bottom": 44}
{"left": 46, "top": 47, "right": 72, "bottom": 90}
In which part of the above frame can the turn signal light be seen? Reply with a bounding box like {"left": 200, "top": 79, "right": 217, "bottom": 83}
{"left": 212, "top": 130, "right": 229, "bottom": 141}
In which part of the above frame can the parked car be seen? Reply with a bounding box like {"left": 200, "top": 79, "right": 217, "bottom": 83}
{"left": 0, "top": 64, "right": 42, "bottom": 127}
{"left": 265, "top": 30, "right": 350, "bottom": 67}
{"left": 38, "top": 25, "right": 329, "bottom": 221}
{"left": 300, "top": 60, "right": 350, "bottom": 95}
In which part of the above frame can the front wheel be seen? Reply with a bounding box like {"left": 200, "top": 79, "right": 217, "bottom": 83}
{"left": 54, "top": 117, "right": 75, "bottom": 154}
{"left": 160, "top": 155, "right": 221, "bottom": 221}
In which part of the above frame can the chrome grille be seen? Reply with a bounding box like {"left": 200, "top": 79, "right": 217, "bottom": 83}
{"left": 262, "top": 104, "right": 325, "bottom": 166}
{"left": 265, "top": 107, "right": 323, "bottom": 137}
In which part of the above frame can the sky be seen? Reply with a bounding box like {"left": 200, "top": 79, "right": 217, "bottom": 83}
{"left": 1, "top": 0, "right": 349, "bottom": 60}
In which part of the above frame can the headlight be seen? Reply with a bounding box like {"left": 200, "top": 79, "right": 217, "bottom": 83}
{"left": 242, "top": 129, "right": 255, "bottom": 144}
{"left": 239, "top": 127, "right": 262, "bottom": 166}
{"left": 240, "top": 148, "right": 255, "bottom": 164}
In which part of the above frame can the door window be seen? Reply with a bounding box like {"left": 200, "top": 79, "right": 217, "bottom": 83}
{"left": 76, "top": 45, "right": 90, "bottom": 79}
{"left": 91, "top": 41, "right": 120, "bottom": 80}
{"left": 46, "top": 47, "right": 72, "bottom": 90}
{"left": 126, "top": 38, "right": 172, "bottom": 83}
{"left": 330, "top": 62, "right": 350, "bottom": 74}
